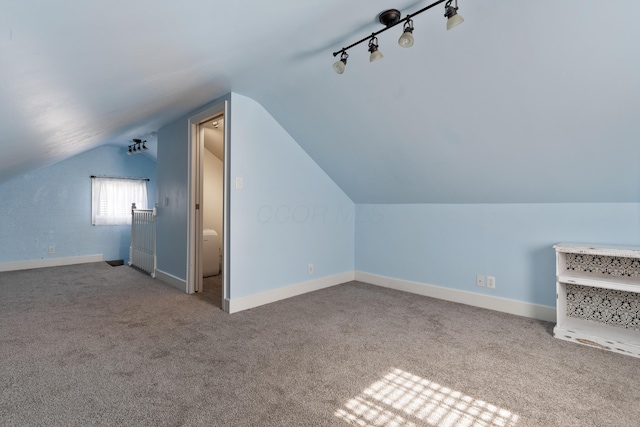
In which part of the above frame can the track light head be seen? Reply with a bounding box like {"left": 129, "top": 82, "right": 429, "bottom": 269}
{"left": 398, "top": 19, "right": 415, "bottom": 48}
{"left": 127, "top": 147, "right": 132, "bottom": 155}
{"left": 445, "top": 0, "right": 464, "bottom": 30}
{"left": 333, "top": 51, "right": 349, "bottom": 74}
{"left": 368, "top": 37, "right": 383, "bottom": 62}
{"left": 143, "top": 143, "right": 148, "bottom": 151}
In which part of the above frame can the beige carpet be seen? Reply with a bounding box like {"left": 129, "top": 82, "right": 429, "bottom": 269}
{"left": 1, "top": 262, "right": 639, "bottom": 426}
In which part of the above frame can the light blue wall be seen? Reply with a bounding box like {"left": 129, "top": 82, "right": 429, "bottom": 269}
{"left": 0, "top": 145, "right": 157, "bottom": 263}
{"left": 228, "top": 93, "right": 354, "bottom": 298}
{"left": 355, "top": 203, "right": 640, "bottom": 307}
{"left": 155, "top": 92, "right": 355, "bottom": 298}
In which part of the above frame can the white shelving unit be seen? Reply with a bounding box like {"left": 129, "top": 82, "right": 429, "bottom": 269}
{"left": 553, "top": 243, "right": 640, "bottom": 358}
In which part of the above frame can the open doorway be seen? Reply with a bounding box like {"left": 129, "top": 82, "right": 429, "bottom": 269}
{"left": 198, "top": 116, "right": 224, "bottom": 306}
{"left": 187, "top": 102, "right": 229, "bottom": 311}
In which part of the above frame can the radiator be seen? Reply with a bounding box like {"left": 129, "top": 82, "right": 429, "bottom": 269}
{"left": 129, "top": 205, "right": 156, "bottom": 277}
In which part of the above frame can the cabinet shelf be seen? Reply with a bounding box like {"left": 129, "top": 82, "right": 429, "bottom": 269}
{"left": 554, "top": 243, "right": 640, "bottom": 358}
{"left": 554, "top": 318, "right": 640, "bottom": 356}
{"left": 553, "top": 242, "right": 640, "bottom": 258}
{"left": 557, "top": 274, "right": 640, "bottom": 293}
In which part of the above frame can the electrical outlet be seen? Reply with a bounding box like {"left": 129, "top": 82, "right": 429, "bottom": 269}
{"left": 308, "top": 264, "right": 314, "bottom": 275}
{"left": 487, "top": 276, "right": 496, "bottom": 289}
{"left": 48, "top": 246, "right": 55, "bottom": 254}
{"left": 476, "top": 275, "right": 485, "bottom": 287}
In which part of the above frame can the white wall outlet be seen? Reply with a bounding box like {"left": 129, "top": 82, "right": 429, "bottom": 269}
{"left": 235, "top": 177, "right": 243, "bottom": 189}
{"left": 48, "top": 246, "right": 55, "bottom": 254}
{"left": 487, "top": 276, "right": 496, "bottom": 289}
{"left": 476, "top": 275, "right": 485, "bottom": 287}
{"left": 308, "top": 264, "right": 314, "bottom": 275}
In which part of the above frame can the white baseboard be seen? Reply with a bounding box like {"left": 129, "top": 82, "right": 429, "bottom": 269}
{"left": 155, "top": 269, "right": 187, "bottom": 292}
{"left": 355, "top": 271, "right": 556, "bottom": 322}
{"left": 0, "top": 254, "right": 104, "bottom": 272}
{"left": 228, "top": 271, "right": 355, "bottom": 314}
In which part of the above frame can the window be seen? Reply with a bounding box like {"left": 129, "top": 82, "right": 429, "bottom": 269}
{"left": 91, "top": 177, "right": 148, "bottom": 225}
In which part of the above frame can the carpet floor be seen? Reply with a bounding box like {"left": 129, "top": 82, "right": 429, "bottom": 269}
{"left": 1, "top": 262, "right": 639, "bottom": 426}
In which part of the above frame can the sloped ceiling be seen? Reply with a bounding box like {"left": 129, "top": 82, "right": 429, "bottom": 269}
{"left": 1, "top": 1, "right": 639, "bottom": 203}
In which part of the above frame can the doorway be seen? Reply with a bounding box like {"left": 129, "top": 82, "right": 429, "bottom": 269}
{"left": 187, "top": 102, "right": 229, "bottom": 311}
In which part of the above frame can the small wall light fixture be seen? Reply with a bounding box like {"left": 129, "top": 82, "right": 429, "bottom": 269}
{"left": 332, "top": 0, "right": 464, "bottom": 74}
{"left": 127, "top": 139, "right": 148, "bottom": 155}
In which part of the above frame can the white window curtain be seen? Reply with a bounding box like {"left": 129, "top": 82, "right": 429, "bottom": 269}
{"left": 91, "top": 178, "right": 148, "bottom": 225}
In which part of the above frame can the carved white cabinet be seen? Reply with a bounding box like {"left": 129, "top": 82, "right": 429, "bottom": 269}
{"left": 553, "top": 243, "right": 640, "bottom": 358}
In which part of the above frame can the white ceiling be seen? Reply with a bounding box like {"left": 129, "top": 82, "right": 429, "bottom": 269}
{"left": 1, "top": 1, "right": 639, "bottom": 203}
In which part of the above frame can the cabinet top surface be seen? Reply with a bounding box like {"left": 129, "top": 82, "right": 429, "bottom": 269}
{"left": 554, "top": 242, "right": 640, "bottom": 256}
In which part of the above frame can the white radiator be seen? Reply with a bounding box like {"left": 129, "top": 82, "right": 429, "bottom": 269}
{"left": 129, "top": 204, "right": 156, "bottom": 277}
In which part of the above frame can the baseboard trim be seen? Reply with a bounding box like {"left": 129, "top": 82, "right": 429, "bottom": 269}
{"left": 155, "top": 269, "right": 187, "bottom": 292}
{"left": 0, "top": 254, "right": 105, "bottom": 272}
{"left": 228, "top": 271, "right": 355, "bottom": 314}
{"left": 355, "top": 271, "right": 556, "bottom": 322}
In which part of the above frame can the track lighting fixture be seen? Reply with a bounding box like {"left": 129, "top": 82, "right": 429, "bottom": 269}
{"left": 333, "top": 51, "right": 349, "bottom": 74}
{"left": 444, "top": 0, "right": 464, "bottom": 30}
{"left": 398, "top": 19, "right": 414, "bottom": 48}
{"left": 368, "top": 37, "right": 383, "bottom": 62}
{"left": 332, "top": 0, "right": 464, "bottom": 73}
{"left": 127, "top": 139, "right": 148, "bottom": 155}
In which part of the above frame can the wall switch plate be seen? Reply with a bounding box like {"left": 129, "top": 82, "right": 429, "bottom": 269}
{"left": 487, "top": 276, "right": 496, "bottom": 289}
{"left": 308, "top": 264, "right": 314, "bottom": 275}
{"left": 48, "top": 246, "right": 55, "bottom": 254}
{"left": 476, "top": 275, "right": 485, "bottom": 287}
{"left": 235, "top": 177, "right": 243, "bottom": 189}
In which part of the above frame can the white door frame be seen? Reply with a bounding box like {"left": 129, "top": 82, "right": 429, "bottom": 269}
{"left": 187, "top": 101, "right": 229, "bottom": 310}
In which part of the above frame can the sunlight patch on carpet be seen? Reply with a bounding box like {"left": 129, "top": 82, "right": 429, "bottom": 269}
{"left": 335, "top": 368, "right": 519, "bottom": 427}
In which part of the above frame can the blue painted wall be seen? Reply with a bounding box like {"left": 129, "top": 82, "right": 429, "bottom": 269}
{"left": 0, "top": 145, "right": 157, "bottom": 263}
{"left": 355, "top": 203, "right": 640, "bottom": 307}
{"left": 155, "top": 92, "right": 355, "bottom": 298}
{"left": 228, "top": 93, "right": 354, "bottom": 298}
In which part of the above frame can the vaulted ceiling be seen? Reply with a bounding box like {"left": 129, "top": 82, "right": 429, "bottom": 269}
{"left": 2, "top": 1, "right": 639, "bottom": 203}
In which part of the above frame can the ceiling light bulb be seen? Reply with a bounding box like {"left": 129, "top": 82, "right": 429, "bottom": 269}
{"left": 398, "top": 20, "right": 415, "bottom": 48}
{"left": 370, "top": 50, "right": 383, "bottom": 62}
{"left": 368, "top": 37, "right": 383, "bottom": 62}
{"left": 445, "top": 1, "right": 464, "bottom": 30}
{"left": 333, "top": 52, "right": 348, "bottom": 74}
{"left": 446, "top": 12, "right": 464, "bottom": 30}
